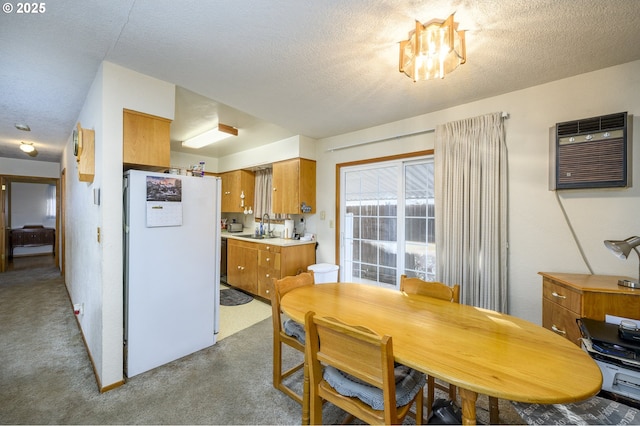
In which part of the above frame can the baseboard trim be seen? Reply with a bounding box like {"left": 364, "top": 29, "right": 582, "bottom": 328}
{"left": 63, "top": 283, "right": 124, "bottom": 393}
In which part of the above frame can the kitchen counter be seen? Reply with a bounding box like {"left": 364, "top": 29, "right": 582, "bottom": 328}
{"left": 221, "top": 231, "right": 316, "bottom": 247}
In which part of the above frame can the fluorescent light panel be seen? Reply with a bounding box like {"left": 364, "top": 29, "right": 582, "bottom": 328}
{"left": 182, "top": 123, "right": 238, "bottom": 149}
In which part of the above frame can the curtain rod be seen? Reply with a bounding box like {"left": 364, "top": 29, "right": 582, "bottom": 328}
{"left": 325, "top": 111, "right": 509, "bottom": 153}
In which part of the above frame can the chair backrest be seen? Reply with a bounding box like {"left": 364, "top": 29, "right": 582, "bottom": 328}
{"left": 400, "top": 274, "right": 460, "bottom": 303}
{"left": 305, "top": 311, "right": 399, "bottom": 423}
{"left": 269, "top": 271, "right": 315, "bottom": 332}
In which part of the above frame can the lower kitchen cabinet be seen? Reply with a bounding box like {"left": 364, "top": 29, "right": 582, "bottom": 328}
{"left": 227, "top": 239, "right": 258, "bottom": 294}
{"left": 227, "top": 238, "right": 316, "bottom": 299}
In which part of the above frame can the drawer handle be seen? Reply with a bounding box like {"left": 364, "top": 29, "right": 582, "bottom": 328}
{"left": 266, "top": 257, "right": 270, "bottom": 262}
{"left": 551, "top": 325, "right": 567, "bottom": 335}
{"left": 551, "top": 292, "right": 566, "bottom": 299}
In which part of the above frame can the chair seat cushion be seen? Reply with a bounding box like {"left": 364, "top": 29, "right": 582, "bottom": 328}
{"left": 323, "top": 363, "right": 426, "bottom": 410}
{"left": 283, "top": 319, "right": 305, "bottom": 344}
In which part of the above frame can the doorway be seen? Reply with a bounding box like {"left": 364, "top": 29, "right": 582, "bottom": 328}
{"left": 1, "top": 175, "right": 60, "bottom": 273}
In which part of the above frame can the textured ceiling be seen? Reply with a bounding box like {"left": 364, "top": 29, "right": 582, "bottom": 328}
{"left": 1, "top": 0, "right": 640, "bottom": 163}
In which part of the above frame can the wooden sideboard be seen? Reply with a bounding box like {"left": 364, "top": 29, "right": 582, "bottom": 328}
{"left": 540, "top": 272, "right": 640, "bottom": 345}
{"left": 9, "top": 226, "right": 55, "bottom": 258}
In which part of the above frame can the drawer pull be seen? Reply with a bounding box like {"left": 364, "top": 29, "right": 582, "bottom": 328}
{"left": 551, "top": 325, "right": 567, "bottom": 335}
{"left": 551, "top": 292, "right": 566, "bottom": 299}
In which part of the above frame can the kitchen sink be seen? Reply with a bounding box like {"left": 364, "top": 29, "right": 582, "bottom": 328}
{"left": 235, "top": 234, "right": 275, "bottom": 239}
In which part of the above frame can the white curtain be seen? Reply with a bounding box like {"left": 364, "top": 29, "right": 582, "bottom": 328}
{"left": 254, "top": 169, "right": 272, "bottom": 219}
{"left": 434, "top": 112, "right": 508, "bottom": 312}
{"left": 254, "top": 169, "right": 286, "bottom": 220}
{"left": 46, "top": 184, "right": 56, "bottom": 219}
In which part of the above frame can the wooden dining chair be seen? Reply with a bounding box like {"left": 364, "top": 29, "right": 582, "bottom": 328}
{"left": 400, "top": 274, "right": 500, "bottom": 424}
{"left": 268, "top": 271, "right": 315, "bottom": 404}
{"left": 304, "top": 311, "right": 425, "bottom": 425}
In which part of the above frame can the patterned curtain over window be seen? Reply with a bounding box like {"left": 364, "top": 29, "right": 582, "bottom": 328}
{"left": 434, "top": 112, "right": 508, "bottom": 312}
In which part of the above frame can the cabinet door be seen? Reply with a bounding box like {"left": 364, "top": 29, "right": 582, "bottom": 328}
{"left": 227, "top": 240, "right": 258, "bottom": 294}
{"left": 272, "top": 159, "right": 299, "bottom": 214}
{"left": 280, "top": 244, "right": 316, "bottom": 277}
{"left": 221, "top": 172, "right": 237, "bottom": 212}
{"left": 123, "top": 109, "right": 171, "bottom": 169}
{"left": 221, "top": 170, "right": 255, "bottom": 213}
{"left": 272, "top": 158, "right": 316, "bottom": 214}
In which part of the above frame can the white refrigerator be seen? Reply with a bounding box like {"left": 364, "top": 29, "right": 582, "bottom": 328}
{"left": 123, "top": 169, "right": 221, "bottom": 378}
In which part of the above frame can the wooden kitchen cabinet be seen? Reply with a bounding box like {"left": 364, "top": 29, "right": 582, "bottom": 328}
{"left": 228, "top": 237, "right": 316, "bottom": 299}
{"left": 221, "top": 170, "right": 255, "bottom": 213}
{"left": 272, "top": 158, "right": 316, "bottom": 214}
{"left": 540, "top": 272, "right": 640, "bottom": 346}
{"left": 257, "top": 242, "right": 316, "bottom": 299}
{"left": 227, "top": 239, "right": 258, "bottom": 294}
{"left": 123, "top": 109, "right": 172, "bottom": 170}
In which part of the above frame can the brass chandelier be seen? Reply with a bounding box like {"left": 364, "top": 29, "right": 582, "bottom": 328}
{"left": 399, "top": 13, "right": 466, "bottom": 82}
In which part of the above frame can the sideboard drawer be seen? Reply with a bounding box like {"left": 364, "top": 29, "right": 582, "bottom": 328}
{"left": 542, "top": 299, "right": 581, "bottom": 343}
{"left": 542, "top": 279, "right": 581, "bottom": 313}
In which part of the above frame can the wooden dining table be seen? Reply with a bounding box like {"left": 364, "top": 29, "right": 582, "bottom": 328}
{"left": 280, "top": 283, "right": 602, "bottom": 425}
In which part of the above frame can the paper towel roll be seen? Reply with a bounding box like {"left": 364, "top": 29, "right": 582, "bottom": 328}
{"left": 284, "top": 219, "right": 294, "bottom": 239}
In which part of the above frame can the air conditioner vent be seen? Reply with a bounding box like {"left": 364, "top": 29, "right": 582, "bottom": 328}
{"left": 550, "top": 112, "right": 630, "bottom": 190}
{"left": 556, "top": 112, "right": 627, "bottom": 136}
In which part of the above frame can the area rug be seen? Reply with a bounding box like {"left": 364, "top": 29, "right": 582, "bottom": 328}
{"left": 219, "top": 288, "right": 253, "bottom": 306}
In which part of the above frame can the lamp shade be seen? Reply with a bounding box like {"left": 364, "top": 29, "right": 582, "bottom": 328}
{"left": 604, "top": 236, "right": 640, "bottom": 288}
{"left": 604, "top": 236, "right": 640, "bottom": 259}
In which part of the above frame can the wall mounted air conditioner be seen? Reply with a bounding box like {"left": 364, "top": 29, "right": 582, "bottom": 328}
{"left": 549, "top": 112, "right": 630, "bottom": 190}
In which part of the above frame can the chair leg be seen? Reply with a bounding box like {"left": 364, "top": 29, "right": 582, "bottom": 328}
{"left": 273, "top": 339, "right": 282, "bottom": 390}
{"left": 489, "top": 396, "right": 499, "bottom": 424}
{"left": 415, "top": 387, "right": 424, "bottom": 425}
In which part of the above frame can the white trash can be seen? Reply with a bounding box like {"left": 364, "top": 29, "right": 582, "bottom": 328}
{"left": 308, "top": 263, "right": 339, "bottom": 284}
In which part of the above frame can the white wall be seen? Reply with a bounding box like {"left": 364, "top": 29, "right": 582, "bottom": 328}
{"left": 63, "top": 61, "right": 175, "bottom": 388}
{"left": 313, "top": 60, "right": 640, "bottom": 324}
{"left": 0, "top": 157, "right": 60, "bottom": 177}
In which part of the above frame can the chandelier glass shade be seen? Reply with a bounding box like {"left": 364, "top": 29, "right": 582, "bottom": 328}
{"left": 399, "top": 14, "right": 466, "bottom": 82}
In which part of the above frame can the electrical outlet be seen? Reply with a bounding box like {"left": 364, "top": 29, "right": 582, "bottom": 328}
{"left": 97, "top": 227, "right": 101, "bottom": 243}
{"left": 320, "top": 211, "right": 326, "bottom": 220}
{"left": 329, "top": 220, "right": 334, "bottom": 229}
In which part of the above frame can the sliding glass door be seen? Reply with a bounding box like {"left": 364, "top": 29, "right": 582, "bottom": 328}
{"left": 340, "top": 156, "right": 434, "bottom": 289}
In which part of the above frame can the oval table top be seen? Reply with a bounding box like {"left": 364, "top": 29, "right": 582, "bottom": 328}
{"left": 281, "top": 283, "right": 602, "bottom": 407}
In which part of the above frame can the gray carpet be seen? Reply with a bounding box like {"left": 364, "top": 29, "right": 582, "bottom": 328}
{"left": 0, "top": 264, "right": 525, "bottom": 424}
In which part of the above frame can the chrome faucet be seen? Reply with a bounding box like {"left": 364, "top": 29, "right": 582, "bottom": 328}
{"left": 262, "top": 213, "right": 271, "bottom": 237}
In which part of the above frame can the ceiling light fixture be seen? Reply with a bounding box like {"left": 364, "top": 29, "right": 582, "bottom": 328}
{"left": 181, "top": 123, "right": 238, "bottom": 149}
{"left": 15, "top": 123, "right": 31, "bottom": 131}
{"left": 399, "top": 13, "right": 466, "bottom": 82}
{"left": 19, "top": 142, "right": 38, "bottom": 157}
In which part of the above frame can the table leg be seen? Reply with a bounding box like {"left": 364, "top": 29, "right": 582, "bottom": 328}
{"left": 458, "top": 388, "right": 478, "bottom": 425}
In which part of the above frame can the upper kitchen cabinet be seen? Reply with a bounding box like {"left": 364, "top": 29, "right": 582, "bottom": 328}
{"left": 272, "top": 158, "right": 316, "bottom": 214}
{"left": 123, "top": 109, "right": 172, "bottom": 170}
{"left": 221, "top": 170, "right": 255, "bottom": 213}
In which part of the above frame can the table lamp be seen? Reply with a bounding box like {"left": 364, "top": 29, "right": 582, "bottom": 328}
{"left": 604, "top": 236, "right": 640, "bottom": 288}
